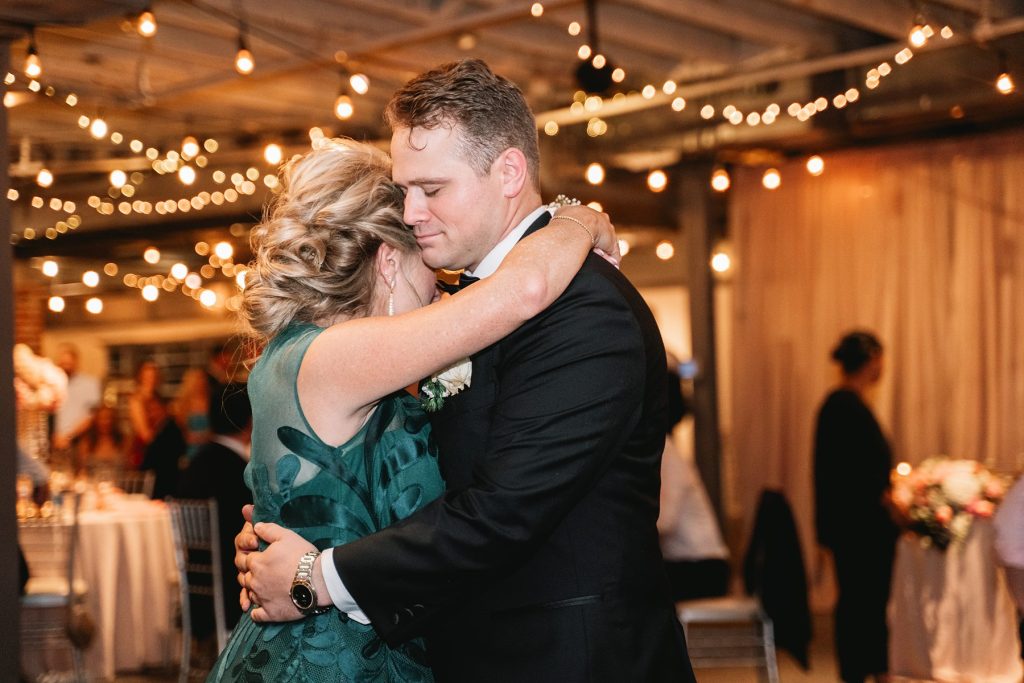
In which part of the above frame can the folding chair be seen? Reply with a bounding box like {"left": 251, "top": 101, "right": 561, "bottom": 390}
{"left": 167, "top": 497, "right": 227, "bottom": 683}
{"left": 20, "top": 491, "right": 91, "bottom": 682}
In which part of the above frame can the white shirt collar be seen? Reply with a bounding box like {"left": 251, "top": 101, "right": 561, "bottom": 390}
{"left": 212, "top": 434, "right": 251, "bottom": 462}
{"left": 464, "top": 205, "right": 553, "bottom": 279}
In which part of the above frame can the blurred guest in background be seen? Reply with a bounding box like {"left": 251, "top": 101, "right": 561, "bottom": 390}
{"left": 658, "top": 365, "right": 730, "bottom": 601}
{"left": 51, "top": 343, "right": 102, "bottom": 452}
{"left": 139, "top": 395, "right": 186, "bottom": 499}
{"left": 76, "top": 404, "right": 128, "bottom": 479}
{"left": 127, "top": 359, "right": 163, "bottom": 468}
{"left": 814, "top": 330, "right": 899, "bottom": 683}
{"left": 994, "top": 472, "right": 1024, "bottom": 656}
{"left": 173, "top": 368, "right": 212, "bottom": 461}
{"left": 179, "top": 383, "right": 253, "bottom": 636}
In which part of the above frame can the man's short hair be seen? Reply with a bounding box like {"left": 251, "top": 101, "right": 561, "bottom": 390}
{"left": 384, "top": 58, "right": 540, "bottom": 190}
{"left": 210, "top": 383, "right": 251, "bottom": 435}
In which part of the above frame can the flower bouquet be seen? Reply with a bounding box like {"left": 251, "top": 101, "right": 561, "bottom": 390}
{"left": 891, "top": 457, "right": 1007, "bottom": 551}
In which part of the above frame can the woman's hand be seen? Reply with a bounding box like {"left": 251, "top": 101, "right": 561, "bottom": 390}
{"left": 553, "top": 204, "right": 621, "bottom": 267}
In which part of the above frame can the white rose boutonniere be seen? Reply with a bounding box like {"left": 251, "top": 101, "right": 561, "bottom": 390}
{"left": 420, "top": 358, "right": 472, "bottom": 413}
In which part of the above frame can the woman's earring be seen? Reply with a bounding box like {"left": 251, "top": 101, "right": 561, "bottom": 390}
{"left": 388, "top": 278, "right": 395, "bottom": 316}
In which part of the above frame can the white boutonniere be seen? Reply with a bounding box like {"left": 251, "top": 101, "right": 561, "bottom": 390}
{"left": 420, "top": 358, "right": 472, "bottom": 413}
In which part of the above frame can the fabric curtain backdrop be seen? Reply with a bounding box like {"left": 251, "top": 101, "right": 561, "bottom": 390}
{"left": 728, "top": 128, "right": 1024, "bottom": 594}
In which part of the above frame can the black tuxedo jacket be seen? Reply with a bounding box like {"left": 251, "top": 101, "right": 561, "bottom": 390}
{"left": 332, "top": 212, "right": 694, "bottom": 682}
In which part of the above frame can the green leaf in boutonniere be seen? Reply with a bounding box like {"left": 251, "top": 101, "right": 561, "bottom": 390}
{"left": 419, "top": 358, "right": 472, "bottom": 413}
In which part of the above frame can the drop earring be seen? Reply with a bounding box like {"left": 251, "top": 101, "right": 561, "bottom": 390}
{"left": 388, "top": 277, "right": 395, "bottom": 316}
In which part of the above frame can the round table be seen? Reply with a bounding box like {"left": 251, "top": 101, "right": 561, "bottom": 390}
{"left": 888, "top": 520, "right": 1023, "bottom": 683}
{"left": 20, "top": 495, "right": 177, "bottom": 681}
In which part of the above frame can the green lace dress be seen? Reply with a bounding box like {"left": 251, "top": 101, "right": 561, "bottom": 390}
{"left": 208, "top": 323, "right": 442, "bottom": 682}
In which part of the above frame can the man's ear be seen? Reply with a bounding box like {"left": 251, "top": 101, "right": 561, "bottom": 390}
{"left": 496, "top": 147, "right": 529, "bottom": 199}
{"left": 375, "top": 243, "right": 400, "bottom": 287}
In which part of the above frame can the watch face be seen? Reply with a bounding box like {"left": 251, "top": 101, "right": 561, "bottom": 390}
{"left": 291, "top": 583, "right": 314, "bottom": 610}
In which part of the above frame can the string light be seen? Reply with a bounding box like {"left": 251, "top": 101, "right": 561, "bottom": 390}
{"left": 181, "top": 136, "right": 200, "bottom": 158}
{"left": 710, "top": 168, "right": 730, "bottom": 192}
{"left": 334, "top": 93, "right": 354, "bottom": 120}
{"left": 36, "top": 168, "right": 53, "bottom": 188}
{"left": 235, "top": 32, "right": 255, "bottom": 75}
{"left": 655, "top": 241, "right": 674, "bottom": 260}
{"left": 82, "top": 270, "right": 99, "bottom": 287}
{"left": 142, "top": 285, "right": 159, "bottom": 302}
{"left": 646, "top": 169, "right": 668, "bottom": 193}
{"left": 85, "top": 297, "right": 103, "bottom": 314}
{"left": 710, "top": 251, "right": 731, "bottom": 273}
{"left": 89, "top": 116, "right": 108, "bottom": 139}
{"left": 263, "top": 143, "right": 283, "bottom": 165}
{"left": 24, "top": 32, "right": 41, "bottom": 79}
{"left": 42, "top": 259, "right": 58, "bottom": 277}
{"left": 806, "top": 155, "right": 825, "bottom": 176}
{"left": 109, "top": 169, "right": 127, "bottom": 188}
{"left": 585, "top": 162, "right": 605, "bottom": 185}
{"left": 996, "top": 71, "right": 1016, "bottom": 95}
{"left": 214, "top": 241, "right": 234, "bottom": 260}
{"left": 137, "top": 9, "right": 157, "bottom": 38}
{"left": 143, "top": 247, "right": 161, "bottom": 264}
{"left": 530, "top": 2, "right": 544, "bottom": 17}
{"left": 762, "top": 168, "right": 782, "bottom": 190}
{"left": 199, "top": 290, "right": 217, "bottom": 308}
{"left": 48, "top": 296, "right": 65, "bottom": 313}
{"left": 178, "top": 165, "right": 196, "bottom": 185}
{"left": 349, "top": 73, "right": 370, "bottom": 95}
{"left": 568, "top": 21, "right": 581, "bottom": 36}
{"left": 909, "top": 24, "right": 927, "bottom": 48}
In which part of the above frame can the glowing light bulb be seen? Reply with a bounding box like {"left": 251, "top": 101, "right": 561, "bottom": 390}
{"left": 896, "top": 462, "right": 912, "bottom": 476}
{"left": 199, "top": 289, "right": 217, "bottom": 307}
{"left": 334, "top": 94, "right": 354, "bottom": 120}
{"left": 24, "top": 47, "right": 41, "bottom": 79}
{"left": 264, "top": 143, "right": 283, "bottom": 165}
{"left": 109, "top": 169, "right": 127, "bottom": 188}
{"left": 42, "top": 259, "right": 58, "bottom": 277}
{"left": 137, "top": 10, "right": 157, "bottom": 37}
{"left": 655, "top": 241, "right": 674, "bottom": 260}
{"left": 86, "top": 297, "right": 103, "bottom": 314}
{"left": 142, "top": 285, "right": 159, "bottom": 302}
{"left": 235, "top": 46, "right": 254, "bottom": 75}
{"left": 82, "top": 270, "right": 100, "bottom": 287}
{"left": 90, "top": 117, "right": 108, "bottom": 139}
{"left": 611, "top": 68, "right": 625, "bottom": 83}
{"left": 711, "top": 169, "right": 731, "bottom": 192}
{"left": 584, "top": 162, "right": 605, "bottom": 185}
{"left": 349, "top": 73, "right": 370, "bottom": 95}
{"left": 568, "top": 22, "right": 581, "bottom": 36}
{"left": 36, "top": 168, "right": 53, "bottom": 188}
{"left": 170, "top": 263, "right": 189, "bottom": 280}
{"left": 762, "top": 168, "right": 781, "bottom": 190}
{"left": 646, "top": 169, "right": 668, "bottom": 193}
{"left": 710, "top": 252, "right": 731, "bottom": 273}
{"left": 178, "top": 166, "right": 196, "bottom": 185}
{"left": 806, "top": 155, "right": 825, "bottom": 176}
{"left": 996, "top": 72, "right": 1016, "bottom": 95}
{"left": 144, "top": 246, "right": 161, "bottom": 264}
{"left": 181, "top": 136, "right": 200, "bottom": 158}
{"left": 530, "top": 2, "right": 544, "bottom": 17}
{"left": 48, "top": 296, "right": 65, "bottom": 312}
{"left": 544, "top": 121, "right": 559, "bottom": 136}
{"left": 909, "top": 25, "right": 927, "bottom": 48}
{"left": 214, "top": 241, "right": 234, "bottom": 260}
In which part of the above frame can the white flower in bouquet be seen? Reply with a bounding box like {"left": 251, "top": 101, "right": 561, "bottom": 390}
{"left": 421, "top": 358, "right": 472, "bottom": 413}
{"left": 942, "top": 468, "right": 983, "bottom": 506}
{"left": 949, "top": 513, "right": 972, "bottom": 543}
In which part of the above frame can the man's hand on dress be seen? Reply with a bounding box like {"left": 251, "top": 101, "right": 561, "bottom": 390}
{"left": 238, "top": 519, "right": 319, "bottom": 623}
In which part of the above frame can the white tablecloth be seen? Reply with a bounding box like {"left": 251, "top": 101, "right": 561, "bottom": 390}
{"left": 20, "top": 496, "right": 176, "bottom": 681}
{"left": 889, "top": 520, "right": 1023, "bottom": 683}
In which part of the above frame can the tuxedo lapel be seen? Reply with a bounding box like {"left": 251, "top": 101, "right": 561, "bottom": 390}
{"left": 429, "top": 209, "right": 550, "bottom": 490}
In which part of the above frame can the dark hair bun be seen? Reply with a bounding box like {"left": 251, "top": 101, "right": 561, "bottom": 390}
{"left": 831, "top": 330, "right": 883, "bottom": 374}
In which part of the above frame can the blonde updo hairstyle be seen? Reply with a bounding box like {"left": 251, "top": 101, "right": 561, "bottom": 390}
{"left": 241, "top": 138, "right": 416, "bottom": 342}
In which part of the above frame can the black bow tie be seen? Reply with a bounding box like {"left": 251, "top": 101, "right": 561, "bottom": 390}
{"left": 437, "top": 272, "right": 480, "bottom": 295}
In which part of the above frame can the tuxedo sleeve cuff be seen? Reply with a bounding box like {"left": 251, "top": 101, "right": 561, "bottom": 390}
{"left": 320, "top": 547, "right": 370, "bottom": 624}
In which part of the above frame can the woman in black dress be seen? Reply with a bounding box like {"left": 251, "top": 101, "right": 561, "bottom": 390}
{"left": 814, "top": 331, "right": 899, "bottom": 683}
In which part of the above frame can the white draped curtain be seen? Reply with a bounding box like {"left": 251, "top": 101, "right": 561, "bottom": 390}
{"left": 727, "top": 128, "right": 1024, "bottom": 592}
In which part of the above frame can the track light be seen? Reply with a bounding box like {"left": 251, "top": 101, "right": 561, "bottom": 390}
{"left": 24, "top": 32, "right": 41, "bottom": 79}
{"left": 235, "top": 30, "right": 254, "bottom": 75}
{"left": 137, "top": 9, "right": 157, "bottom": 37}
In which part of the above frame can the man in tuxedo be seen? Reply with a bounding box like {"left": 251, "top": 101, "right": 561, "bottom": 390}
{"left": 238, "top": 59, "right": 693, "bottom": 682}
{"left": 179, "top": 384, "right": 253, "bottom": 635}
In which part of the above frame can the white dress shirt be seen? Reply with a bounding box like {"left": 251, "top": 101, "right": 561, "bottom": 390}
{"left": 319, "top": 204, "right": 552, "bottom": 623}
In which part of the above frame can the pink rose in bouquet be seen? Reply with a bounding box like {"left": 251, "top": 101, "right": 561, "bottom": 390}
{"left": 891, "top": 456, "right": 1008, "bottom": 550}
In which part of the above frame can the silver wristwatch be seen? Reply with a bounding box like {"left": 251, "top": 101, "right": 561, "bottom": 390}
{"left": 289, "top": 550, "right": 333, "bottom": 616}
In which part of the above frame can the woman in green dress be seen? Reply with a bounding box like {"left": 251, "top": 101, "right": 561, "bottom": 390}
{"left": 206, "top": 138, "right": 615, "bottom": 682}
